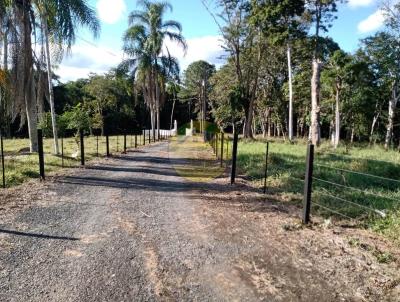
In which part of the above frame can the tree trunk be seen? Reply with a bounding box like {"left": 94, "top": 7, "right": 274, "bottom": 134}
{"left": 244, "top": 98, "right": 255, "bottom": 138}
{"left": 287, "top": 43, "right": 294, "bottom": 142}
{"left": 334, "top": 84, "right": 340, "bottom": 149}
{"left": 384, "top": 82, "right": 398, "bottom": 150}
{"left": 170, "top": 97, "right": 176, "bottom": 130}
{"left": 268, "top": 116, "right": 271, "bottom": 137}
{"left": 310, "top": 59, "right": 321, "bottom": 146}
{"left": 351, "top": 126, "right": 355, "bottom": 144}
{"left": 150, "top": 108, "right": 155, "bottom": 139}
{"left": 369, "top": 113, "right": 379, "bottom": 146}
{"left": 22, "top": 7, "right": 38, "bottom": 152}
{"left": 42, "top": 14, "right": 59, "bottom": 154}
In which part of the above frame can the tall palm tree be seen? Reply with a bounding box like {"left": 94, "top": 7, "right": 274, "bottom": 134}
{"left": 124, "top": 0, "right": 186, "bottom": 138}
{"left": 35, "top": 0, "right": 100, "bottom": 154}
{"left": 2, "top": 0, "right": 99, "bottom": 152}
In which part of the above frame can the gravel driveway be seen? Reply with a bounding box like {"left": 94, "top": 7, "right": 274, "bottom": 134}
{"left": 0, "top": 141, "right": 399, "bottom": 302}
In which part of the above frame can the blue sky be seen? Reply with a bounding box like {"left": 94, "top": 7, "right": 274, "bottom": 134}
{"left": 58, "top": 0, "right": 388, "bottom": 82}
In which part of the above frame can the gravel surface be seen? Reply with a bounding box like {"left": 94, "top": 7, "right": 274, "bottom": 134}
{"left": 0, "top": 141, "right": 399, "bottom": 302}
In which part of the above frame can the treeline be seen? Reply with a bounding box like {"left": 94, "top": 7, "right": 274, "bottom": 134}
{"left": 194, "top": 0, "right": 400, "bottom": 150}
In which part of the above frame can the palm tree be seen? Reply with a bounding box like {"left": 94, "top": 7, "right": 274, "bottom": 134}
{"left": 2, "top": 0, "right": 99, "bottom": 152}
{"left": 123, "top": 0, "right": 186, "bottom": 138}
{"left": 37, "top": 0, "right": 100, "bottom": 154}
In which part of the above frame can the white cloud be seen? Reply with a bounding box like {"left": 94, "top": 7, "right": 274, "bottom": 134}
{"left": 348, "top": 0, "right": 375, "bottom": 8}
{"left": 57, "top": 44, "right": 123, "bottom": 82}
{"left": 163, "top": 35, "right": 226, "bottom": 71}
{"left": 56, "top": 35, "right": 226, "bottom": 82}
{"left": 357, "top": 9, "right": 386, "bottom": 33}
{"left": 96, "top": 0, "right": 126, "bottom": 24}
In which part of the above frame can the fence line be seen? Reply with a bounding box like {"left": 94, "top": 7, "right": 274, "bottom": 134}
{"left": 314, "top": 163, "right": 400, "bottom": 184}
{"left": 322, "top": 152, "right": 400, "bottom": 167}
{"left": 313, "top": 177, "right": 399, "bottom": 203}
{"left": 312, "top": 202, "right": 356, "bottom": 221}
{"left": 0, "top": 130, "right": 172, "bottom": 188}
{"left": 317, "top": 190, "right": 386, "bottom": 217}
{"left": 225, "top": 137, "right": 399, "bottom": 224}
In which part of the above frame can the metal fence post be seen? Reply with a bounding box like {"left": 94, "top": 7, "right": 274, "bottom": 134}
{"left": 135, "top": 134, "right": 137, "bottom": 148}
{"left": 220, "top": 133, "right": 224, "bottom": 167}
{"left": 80, "top": 129, "right": 85, "bottom": 166}
{"left": 143, "top": 130, "right": 145, "bottom": 146}
{"left": 263, "top": 142, "right": 270, "bottom": 194}
{"left": 1, "top": 130, "right": 5, "bottom": 188}
{"left": 106, "top": 134, "right": 110, "bottom": 157}
{"left": 230, "top": 131, "right": 239, "bottom": 185}
{"left": 61, "top": 136, "right": 64, "bottom": 168}
{"left": 38, "top": 129, "right": 45, "bottom": 180}
{"left": 303, "top": 144, "right": 315, "bottom": 224}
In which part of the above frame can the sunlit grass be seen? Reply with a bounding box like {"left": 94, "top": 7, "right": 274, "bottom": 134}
{"left": 169, "top": 135, "right": 225, "bottom": 182}
{"left": 0, "top": 134, "right": 147, "bottom": 187}
{"left": 238, "top": 137, "right": 400, "bottom": 244}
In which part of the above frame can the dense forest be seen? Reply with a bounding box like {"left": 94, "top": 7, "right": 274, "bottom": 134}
{"left": 1, "top": 0, "right": 400, "bottom": 153}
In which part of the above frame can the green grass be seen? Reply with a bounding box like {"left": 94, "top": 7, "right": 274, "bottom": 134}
{"left": 0, "top": 134, "right": 146, "bottom": 188}
{"left": 237, "top": 138, "right": 400, "bottom": 244}
{"left": 169, "top": 135, "right": 225, "bottom": 182}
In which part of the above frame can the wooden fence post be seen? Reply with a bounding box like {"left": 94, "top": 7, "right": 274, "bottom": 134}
{"left": 303, "top": 144, "right": 315, "bottom": 224}
{"left": 61, "top": 136, "right": 64, "bottom": 168}
{"left": 263, "top": 142, "right": 269, "bottom": 194}
{"left": 38, "top": 129, "right": 45, "bottom": 180}
{"left": 230, "top": 131, "right": 239, "bottom": 185}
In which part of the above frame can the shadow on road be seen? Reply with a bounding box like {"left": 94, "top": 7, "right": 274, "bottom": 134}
{"left": 0, "top": 229, "right": 80, "bottom": 241}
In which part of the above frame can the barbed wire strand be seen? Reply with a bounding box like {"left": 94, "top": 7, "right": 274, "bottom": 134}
{"left": 317, "top": 190, "right": 386, "bottom": 217}
{"left": 314, "top": 163, "right": 400, "bottom": 184}
{"left": 312, "top": 202, "right": 356, "bottom": 221}
{"left": 313, "top": 177, "right": 399, "bottom": 203}
{"left": 320, "top": 152, "right": 400, "bottom": 167}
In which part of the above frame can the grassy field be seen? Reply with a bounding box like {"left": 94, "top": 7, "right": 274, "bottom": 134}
{"left": 0, "top": 134, "right": 146, "bottom": 187}
{"left": 236, "top": 138, "right": 400, "bottom": 244}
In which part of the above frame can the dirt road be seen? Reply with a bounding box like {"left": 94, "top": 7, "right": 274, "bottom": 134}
{"left": 0, "top": 142, "right": 399, "bottom": 301}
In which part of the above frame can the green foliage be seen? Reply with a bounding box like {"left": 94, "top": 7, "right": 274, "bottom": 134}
{"left": 209, "top": 63, "right": 245, "bottom": 128}
{"left": 60, "top": 103, "right": 90, "bottom": 133}
{"left": 38, "top": 112, "right": 54, "bottom": 137}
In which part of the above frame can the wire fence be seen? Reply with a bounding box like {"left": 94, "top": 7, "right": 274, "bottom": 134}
{"left": 0, "top": 129, "right": 172, "bottom": 188}
{"left": 225, "top": 137, "right": 400, "bottom": 224}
